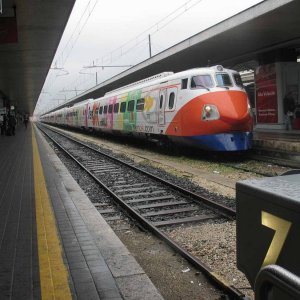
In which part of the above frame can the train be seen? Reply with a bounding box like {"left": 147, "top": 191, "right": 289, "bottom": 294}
{"left": 40, "top": 65, "right": 253, "bottom": 151}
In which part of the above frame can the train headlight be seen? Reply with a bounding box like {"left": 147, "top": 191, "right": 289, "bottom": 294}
{"left": 202, "top": 104, "right": 220, "bottom": 120}
{"left": 248, "top": 102, "right": 253, "bottom": 117}
{"left": 205, "top": 105, "right": 212, "bottom": 113}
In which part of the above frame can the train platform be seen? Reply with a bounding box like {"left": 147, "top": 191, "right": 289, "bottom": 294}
{"left": 0, "top": 124, "right": 163, "bottom": 300}
{"left": 253, "top": 127, "right": 300, "bottom": 153}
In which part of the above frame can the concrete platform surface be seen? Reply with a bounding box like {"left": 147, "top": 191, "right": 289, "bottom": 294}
{"left": 34, "top": 125, "right": 164, "bottom": 299}
{"left": 253, "top": 128, "right": 300, "bottom": 153}
{"left": 0, "top": 123, "right": 164, "bottom": 300}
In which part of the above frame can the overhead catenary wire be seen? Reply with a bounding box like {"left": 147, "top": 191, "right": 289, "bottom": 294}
{"left": 63, "top": 0, "right": 204, "bottom": 95}
{"left": 35, "top": 0, "right": 99, "bottom": 114}
{"left": 36, "top": 0, "right": 204, "bottom": 115}
{"left": 40, "top": 1, "right": 99, "bottom": 90}
{"left": 92, "top": 0, "right": 204, "bottom": 66}
{"left": 55, "top": 0, "right": 99, "bottom": 68}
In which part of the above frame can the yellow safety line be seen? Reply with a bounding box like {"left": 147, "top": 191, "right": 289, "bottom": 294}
{"left": 32, "top": 129, "right": 72, "bottom": 300}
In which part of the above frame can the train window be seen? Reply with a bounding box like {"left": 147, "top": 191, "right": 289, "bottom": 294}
{"left": 233, "top": 73, "right": 244, "bottom": 87}
{"left": 104, "top": 106, "right": 108, "bottom": 114}
{"left": 168, "top": 92, "right": 175, "bottom": 109}
{"left": 113, "top": 103, "right": 119, "bottom": 113}
{"left": 120, "top": 102, "right": 126, "bottom": 113}
{"left": 216, "top": 73, "right": 232, "bottom": 87}
{"left": 128, "top": 100, "right": 135, "bottom": 112}
{"left": 191, "top": 75, "right": 214, "bottom": 89}
{"left": 160, "top": 95, "right": 164, "bottom": 109}
{"left": 108, "top": 104, "right": 113, "bottom": 113}
{"left": 181, "top": 78, "right": 188, "bottom": 89}
{"left": 136, "top": 98, "right": 145, "bottom": 111}
{"left": 99, "top": 106, "right": 103, "bottom": 114}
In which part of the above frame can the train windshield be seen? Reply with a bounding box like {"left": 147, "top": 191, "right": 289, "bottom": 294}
{"left": 191, "top": 75, "right": 214, "bottom": 89}
{"left": 216, "top": 73, "right": 232, "bottom": 87}
{"left": 233, "top": 73, "right": 244, "bottom": 88}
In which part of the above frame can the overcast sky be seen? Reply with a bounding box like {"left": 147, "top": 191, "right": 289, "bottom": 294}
{"left": 35, "top": 0, "right": 263, "bottom": 115}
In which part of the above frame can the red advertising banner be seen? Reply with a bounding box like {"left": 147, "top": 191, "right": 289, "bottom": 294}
{"left": 255, "top": 64, "right": 278, "bottom": 123}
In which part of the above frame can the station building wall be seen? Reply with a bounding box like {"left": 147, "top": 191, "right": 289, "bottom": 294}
{"left": 254, "top": 62, "right": 300, "bottom": 130}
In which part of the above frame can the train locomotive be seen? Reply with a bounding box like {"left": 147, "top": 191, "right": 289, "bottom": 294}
{"left": 41, "top": 65, "right": 253, "bottom": 151}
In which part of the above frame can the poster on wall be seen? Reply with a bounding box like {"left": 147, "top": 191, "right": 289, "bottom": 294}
{"left": 255, "top": 63, "right": 278, "bottom": 123}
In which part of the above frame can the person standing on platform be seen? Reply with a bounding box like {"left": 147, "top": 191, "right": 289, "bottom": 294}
{"left": 23, "top": 114, "right": 29, "bottom": 129}
{"left": 1, "top": 115, "right": 7, "bottom": 136}
{"left": 283, "top": 92, "right": 296, "bottom": 130}
{"left": 8, "top": 113, "right": 17, "bottom": 136}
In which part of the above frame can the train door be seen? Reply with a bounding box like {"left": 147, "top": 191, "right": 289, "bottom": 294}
{"left": 84, "top": 102, "right": 89, "bottom": 129}
{"left": 159, "top": 89, "right": 167, "bottom": 126}
{"left": 165, "top": 87, "right": 177, "bottom": 126}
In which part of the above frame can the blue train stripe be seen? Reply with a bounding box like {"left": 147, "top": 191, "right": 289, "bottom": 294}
{"left": 179, "top": 132, "right": 253, "bottom": 151}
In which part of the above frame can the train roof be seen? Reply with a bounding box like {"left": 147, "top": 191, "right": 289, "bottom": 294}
{"left": 72, "top": 98, "right": 93, "bottom": 107}
{"left": 101, "top": 65, "right": 236, "bottom": 99}
{"left": 44, "top": 65, "right": 239, "bottom": 115}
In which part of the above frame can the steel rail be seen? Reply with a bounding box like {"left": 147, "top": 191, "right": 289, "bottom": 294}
{"left": 250, "top": 148, "right": 300, "bottom": 169}
{"left": 39, "top": 123, "right": 236, "bottom": 218}
{"left": 220, "top": 162, "right": 274, "bottom": 177}
{"left": 37, "top": 124, "right": 246, "bottom": 299}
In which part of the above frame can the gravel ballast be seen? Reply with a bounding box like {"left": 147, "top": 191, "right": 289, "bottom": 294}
{"left": 43, "top": 126, "right": 290, "bottom": 299}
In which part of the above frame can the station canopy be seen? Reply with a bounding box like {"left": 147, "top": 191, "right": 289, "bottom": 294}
{"left": 0, "top": 0, "right": 75, "bottom": 114}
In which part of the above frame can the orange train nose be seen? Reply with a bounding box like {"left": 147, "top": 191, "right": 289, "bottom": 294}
{"left": 166, "top": 90, "right": 252, "bottom": 136}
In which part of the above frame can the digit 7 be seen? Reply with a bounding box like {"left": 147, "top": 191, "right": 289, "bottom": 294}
{"left": 261, "top": 211, "right": 292, "bottom": 268}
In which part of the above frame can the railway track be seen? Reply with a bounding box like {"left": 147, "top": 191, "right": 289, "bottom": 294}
{"left": 249, "top": 147, "right": 300, "bottom": 169}
{"left": 44, "top": 124, "right": 299, "bottom": 178}
{"left": 37, "top": 123, "right": 246, "bottom": 300}
{"left": 220, "top": 160, "right": 286, "bottom": 178}
{"left": 219, "top": 153, "right": 298, "bottom": 178}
